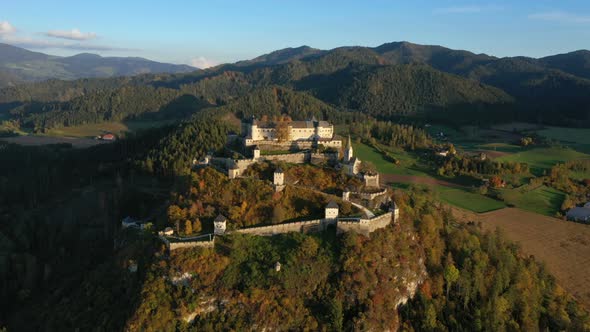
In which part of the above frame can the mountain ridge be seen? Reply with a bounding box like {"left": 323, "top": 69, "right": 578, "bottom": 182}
{"left": 0, "top": 43, "right": 197, "bottom": 87}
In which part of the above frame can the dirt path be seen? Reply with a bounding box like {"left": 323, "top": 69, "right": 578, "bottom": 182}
{"left": 452, "top": 206, "right": 590, "bottom": 310}
{"left": 380, "top": 174, "right": 464, "bottom": 188}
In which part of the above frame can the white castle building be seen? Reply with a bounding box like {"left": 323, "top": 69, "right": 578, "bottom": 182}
{"left": 241, "top": 116, "right": 341, "bottom": 147}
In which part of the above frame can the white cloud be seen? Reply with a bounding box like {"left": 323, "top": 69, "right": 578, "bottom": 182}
{"left": 529, "top": 11, "right": 590, "bottom": 24}
{"left": 0, "top": 21, "right": 16, "bottom": 35}
{"left": 2, "top": 35, "right": 136, "bottom": 52}
{"left": 190, "top": 56, "right": 218, "bottom": 69}
{"left": 434, "top": 5, "right": 503, "bottom": 15}
{"left": 45, "top": 28, "right": 97, "bottom": 41}
{"left": 0, "top": 22, "right": 135, "bottom": 52}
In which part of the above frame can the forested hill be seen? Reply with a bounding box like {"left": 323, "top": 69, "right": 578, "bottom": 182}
{"left": 2, "top": 41, "right": 590, "bottom": 133}
{"left": 0, "top": 43, "right": 196, "bottom": 87}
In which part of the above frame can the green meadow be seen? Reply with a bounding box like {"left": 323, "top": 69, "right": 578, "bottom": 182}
{"left": 496, "top": 147, "right": 590, "bottom": 176}
{"left": 498, "top": 185, "right": 565, "bottom": 216}
{"left": 435, "top": 187, "right": 505, "bottom": 213}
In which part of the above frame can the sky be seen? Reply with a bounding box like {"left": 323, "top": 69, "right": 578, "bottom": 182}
{"left": 1, "top": 0, "right": 589, "bottom": 68}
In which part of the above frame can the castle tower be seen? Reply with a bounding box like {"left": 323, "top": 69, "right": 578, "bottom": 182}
{"left": 344, "top": 135, "right": 354, "bottom": 163}
{"left": 273, "top": 167, "right": 284, "bottom": 186}
{"left": 214, "top": 214, "right": 227, "bottom": 235}
{"left": 273, "top": 167, "right": 285, "bottom": 192}
{"left": 390, "top": 201, "right": 400, "bottom": 223}
{"left": 342, "top": 190, "right": 350, "bottom": 201}
{"left": 253, "top": 145, "right": 260, "bottom": 160}
{"left": 325, "top": 201, "right": 339, "bottom": 221}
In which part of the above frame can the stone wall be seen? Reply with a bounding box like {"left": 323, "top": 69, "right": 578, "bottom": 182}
{"left": 262, "top": 152, "right": 308, "bottom": 164}
{"left": 170, "top": 240, "right": 215, "bottom": 250}
{"left": 349, "top": 188, "right": 388, "bottom": 201}
{"left": 159, "top": 235, "right": 215, "bottom": 251}
{"left": 233, "top": 219, "right": 323, "bottom": 236}
{"left": 231, "top": 212, "right": 393, "bottom": 237}
{"left": 365, "top": 212, "right": 393, "bottom": 233}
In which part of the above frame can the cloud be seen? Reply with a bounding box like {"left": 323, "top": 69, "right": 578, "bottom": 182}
{"left": 0, "top": 22, "right": 136, "bottom": 52}
{"left": 529, "top": 11, "right": 590, "bottom": 24}
{"left": 45, "top": 28, "right": 97, "bottom": 41}
{"left": 190, "top": 56, "right": 218, "bottom": 69}
{"left": 0, "top": 21, "right": 16, "bottom": 35}
{"left": 2, "top": 35, "right": 137, "bottom": 52}
{"left": 434, "top": 5, "right": 503, "bottom": 14}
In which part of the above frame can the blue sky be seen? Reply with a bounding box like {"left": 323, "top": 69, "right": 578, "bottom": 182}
{"left": 1, "top": 1, "right": 589, "bottom": 67}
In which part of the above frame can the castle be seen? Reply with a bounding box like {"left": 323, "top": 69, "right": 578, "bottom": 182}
{"left": 164, "top": 116, "right": 395, "bottom": 249}
{"left": 241, "top": 116, "right": 342, "bottom": 148}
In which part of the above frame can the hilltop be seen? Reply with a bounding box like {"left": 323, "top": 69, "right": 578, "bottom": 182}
{"left": 0, "top": 43, "right": 196, "bottom": 87}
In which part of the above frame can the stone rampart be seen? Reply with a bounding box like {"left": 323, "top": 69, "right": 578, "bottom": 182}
{"left": 234, "top": 219, "right": 323, "bottom": 236}
{"left": 159, "top": 235, "right": 215, "bottom": 251}
{"left": 231, "top": 212, "right": 393, "bottom": 237}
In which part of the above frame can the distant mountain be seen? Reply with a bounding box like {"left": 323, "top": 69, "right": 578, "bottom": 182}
{"left": 233, "top": 46, "right": 324, "bottom": 67}
{"left": 3, "top": 41, "right": 590, "bottom": 131}
{"left": 0, "top": 43, "right": 196, "bottom": 87}
{"left": 540, "top": 50, "right": 590, "bottom": 80}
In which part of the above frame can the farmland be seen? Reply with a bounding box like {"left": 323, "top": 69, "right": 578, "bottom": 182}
{"left": 436, "top": 186, "right": 505, "bottom": 213}
{"left": 498, "top": 185, "right": 566, "bottom": 216}
{"left": 496, "top": 147, "right": 590, "bottom": 176}
{"left": 452, "top": 207, "right": 590, "bottom": 310}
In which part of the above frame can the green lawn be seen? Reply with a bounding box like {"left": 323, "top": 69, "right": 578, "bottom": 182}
{"left": 352, "top": 142, "right": 429, "bottom": 176}
{"left": 436, "top": 187, "right": 505, "bottom": 213}
{"left": 498, "top": 185, "right": 565, "bottom": 216}
{"left": 496, "top": 147, "right": 590, "bottom": 176}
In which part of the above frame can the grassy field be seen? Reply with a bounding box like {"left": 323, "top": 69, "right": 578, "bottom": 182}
{"left": 44, "top": 120, "right": 174, "bottom": 138}
{"left": 534, "top": 126, "right": 590, "bottom": 154}
{"left": 496, "top": 147, "right": 590, "bottom": 176}
{"left": 352, "top": 142, "right": 430, "bottom": 176}
{"left": 498, "top": 185, "right": 565, "bottom": 216}
{"left": 536, "top": 126, "right": 590, "bottom": 145}
{"left": 436, "top": 186, "right": 505, "bottom": 213}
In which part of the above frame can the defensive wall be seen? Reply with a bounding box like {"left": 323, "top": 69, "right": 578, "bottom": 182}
{"left": 231, "top": 212, "right": 393, "bottom": 237}
{"left": 159, "top": 235, "right": 216, "bottom": 251}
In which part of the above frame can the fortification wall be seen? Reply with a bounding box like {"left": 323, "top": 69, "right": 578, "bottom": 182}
{"left": 233, "top": 219, "right": 323, "bottom": 236}
{"left": 170, "top": 240, "right": 215, "bottom": 250}
{"left": 262, "top": 153, "right": 308, "bottom": 164}
{"left": 158, "top": 235, "right": 215, "bottom": 251}
{"left": 337, "top": 220, "right": 370, "bottom": 235}
{"left": 366, "top": 212, "right": 393, "bottom": 233}
{"left": 349, "top": 188, "right": 388, "bottom": 201}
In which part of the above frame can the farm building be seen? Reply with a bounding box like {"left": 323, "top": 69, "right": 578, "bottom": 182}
{"left": 100, "top": 133, "right": 116, "bottom": 141}
{"left": 566, "top": 203, "right": 590, "bottom": 222}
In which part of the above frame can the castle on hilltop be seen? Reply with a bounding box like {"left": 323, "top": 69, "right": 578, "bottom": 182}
{"left": 241, "top": 116, "right": 342, "bottom": 148}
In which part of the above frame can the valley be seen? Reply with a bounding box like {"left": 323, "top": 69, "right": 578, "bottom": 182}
{"left": 1, "top": 36, "right": 590, "bottom": 330}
